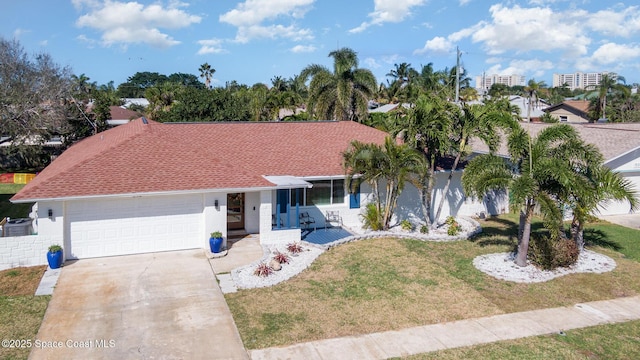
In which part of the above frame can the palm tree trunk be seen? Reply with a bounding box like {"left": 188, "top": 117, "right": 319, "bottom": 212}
{"left": 382, "top": 181, "right": 394, "bottom": 230}
{"left": 516, "top": 204, "right": 534, "bottom": 267}
{"left": 435, "top": 144, "right": 464, "bottom": 222}
{"left": 571, "top": 216, "right": 585, "bottom": 251}
{"left": 418, "top": 184, "right": 431, "bottom": 227}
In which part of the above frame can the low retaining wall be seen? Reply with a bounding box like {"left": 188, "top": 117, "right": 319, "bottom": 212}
{"left": 0, "top": 235, "right": 51, "bottom": 271}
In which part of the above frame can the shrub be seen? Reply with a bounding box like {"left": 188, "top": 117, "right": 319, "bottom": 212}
{"left": 272, "top": 251, "right": 290, "bottom": 264}
{"left": 420, "top": 225, "right": 429, "bottom": 234}
{"left": 445, "top": 216, "right": 461, "bottom": 236}
{"left": 400, "top": 219, "right": 413, "bottom": 231}
{"left": 360, "top": 203, "right": 383, "bottom": 231}
{"left": 48, "top": 244, "right": 62, "bottom": 253}
{"left": 540, "top": 112, "right": 559, "bottom": 123}
{"left": 254, "top": 262, "right": 273, "bottom": 277}
{"left": 286, "top": 242, "right": 303, "bottom": 254}
{"left": 529, "top": 232, "right": 579, "bottom": 270}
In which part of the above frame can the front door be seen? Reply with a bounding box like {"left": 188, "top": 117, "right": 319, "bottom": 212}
{"left": 227, "top": 193, "right": 245, "bottom": 230}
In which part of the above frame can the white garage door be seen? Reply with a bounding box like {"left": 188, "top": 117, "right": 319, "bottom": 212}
{"left": 66, "top": 194, "right": 203, "bottom": 259}
{"left": 598, "top": 175, "right": 640, "bottom": 216}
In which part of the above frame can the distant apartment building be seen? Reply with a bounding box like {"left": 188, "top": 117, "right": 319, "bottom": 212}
{"left": 475, "top": 74, "right": 526, "bottom": 92}
{"left": 552, "top": 71, "right": 609, "bottom": 90}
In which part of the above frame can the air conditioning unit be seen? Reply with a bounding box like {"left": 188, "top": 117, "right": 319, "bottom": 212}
{"left": 3, "top": 218, "right": 33, "bottom": 237}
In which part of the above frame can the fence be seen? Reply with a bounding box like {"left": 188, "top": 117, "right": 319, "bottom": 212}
{"left": 0, "top": 173, "right": 36, "bottom": 184}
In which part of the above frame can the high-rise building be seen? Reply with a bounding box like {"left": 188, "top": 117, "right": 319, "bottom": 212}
{"left": 552, "top": 72, "right": 609, "bottom": 90}
{"left": 475, "top": 74, "right": 526, "bottom": 92}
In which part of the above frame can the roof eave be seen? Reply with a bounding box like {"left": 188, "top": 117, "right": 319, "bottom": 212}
{"left": 10, "top": 185, "right": 280, "bottom": 204}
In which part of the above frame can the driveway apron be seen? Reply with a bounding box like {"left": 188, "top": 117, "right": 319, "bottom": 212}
{"left": 29, "top": 249, "right": 248, "bottom": 360}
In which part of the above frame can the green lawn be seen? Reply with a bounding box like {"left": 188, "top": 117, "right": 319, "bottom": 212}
{"left": 227, "top": 214, "right": 640, "bottom": 355}
{"left": 0, "top": 266, "right": 50, "bottom": 360}
{"left": 0, "top": 183, "right": 32, "bottom": 219}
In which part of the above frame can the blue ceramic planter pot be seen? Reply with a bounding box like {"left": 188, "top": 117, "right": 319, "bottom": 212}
{"left": 209, "top": 237, "right": 223, "bottom": 253}
{"left": 47, "top": 250, "right": 63, "bottom": 269}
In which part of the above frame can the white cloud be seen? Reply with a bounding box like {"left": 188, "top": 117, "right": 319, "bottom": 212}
{"left": 197, "top": 39, "right": 226, "bottom": 55}
{"left": 349, "top": 0, "right": 428, "bottom": 33}
{"left": 469, "top": 4, "right": 591, "bottom": 56}
{"left": 591, "top": 43, "right": 640, "bottom": 64}
{"left": 219, "top": 0, "right": 314, "bottom": 43}
{"left": 459, "top": 0, "right": 472, "bottom": 6}
{"left": 290, "top": 44, "right": 316, "bottom": 53}
{"left": 234, "top": 24, "right": 312, "bottom": 43}
{"left": 485, "top": 59, "right": 554, "bottom": 79}
{"left": 75, "top": 1, "right": 201, "bottom": 48}
{"left": 414, "top": 36, "right": 453, "bottom": 54}
{"left": 363, "top": 57, "right": 381, "bottom": 69}
{"left": 13, "top": 28, "right": 30, "bottom": 38}
{"left": 585, "top": 6, "right": 640, "bottom": 37}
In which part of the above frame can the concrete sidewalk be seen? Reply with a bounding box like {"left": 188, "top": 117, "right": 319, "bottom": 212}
{"left": 249, "top": 296, "right": 640, "bottom": 360}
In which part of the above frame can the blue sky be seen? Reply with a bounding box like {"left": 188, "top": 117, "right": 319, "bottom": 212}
{"left": 2, "top": 0, "right": 639, "bottom": 88}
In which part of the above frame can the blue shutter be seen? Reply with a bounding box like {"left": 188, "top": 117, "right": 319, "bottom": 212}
{"left": 349, "top": 184, "right": 360, "bottom": 209}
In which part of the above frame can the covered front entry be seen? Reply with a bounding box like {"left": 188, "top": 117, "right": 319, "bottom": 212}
{"left": 227, "top": 193, "right": 245, "bottom": 230}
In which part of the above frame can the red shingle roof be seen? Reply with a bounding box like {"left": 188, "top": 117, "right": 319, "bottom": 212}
{"left": 471, "top": 122, "right": 640, "bottom": 161}
{"left": 12, "top": 120, "right": 388, "bottom": 201}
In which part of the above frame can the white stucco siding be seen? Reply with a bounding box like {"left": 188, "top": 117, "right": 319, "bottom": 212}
{"left": 395, "top": 172, "right": 508, "bottom": 224}
{"left": 65, "top": 194, "right": 204, "bottom": 259}
{"left": 597, "top": 174, "right": 640, "bottom": 216}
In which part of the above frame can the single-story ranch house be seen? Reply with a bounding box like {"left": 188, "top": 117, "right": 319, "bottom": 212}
{"left": 5, "top": 119, "right": 501, "bottom": 267}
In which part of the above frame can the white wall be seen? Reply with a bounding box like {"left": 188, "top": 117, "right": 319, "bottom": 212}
{"left": 259, "top": 190, "right": 302, "bottom": 244}
{"left": 394, "top": 172, "right": 508, "bottom": 225}
{"left": 0, "top": 235, "right": 59, "bottom": 271}
{"left": 204, "top": 193, "right": 227, "bottom": 248}
{"left": 244, "top": 192, "right": 261, "bottom": 233}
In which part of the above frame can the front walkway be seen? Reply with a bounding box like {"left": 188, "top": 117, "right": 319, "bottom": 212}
{"left": 249, "top": 296, "right": 640, "bottom": 360}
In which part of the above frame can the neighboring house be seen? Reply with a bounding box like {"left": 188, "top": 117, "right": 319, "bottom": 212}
{"left": 8, "top": 119, "right": 503, "bottom": 263}
{"left": 106, "top": 106, "right": 143, "bottom": 127}
{"left": 543, "top": 100, "right": 591, "bottom": 123}
{"left": 471, "top": 122, "right": 640, "bottom": 215}
{"left": 368, "top": 103, "right": 411, "bottom": 114}
{"left": 508, "top": 95, "right": 549, "bottom": 121}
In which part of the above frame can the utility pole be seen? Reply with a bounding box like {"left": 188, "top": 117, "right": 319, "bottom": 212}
{"left": 455, "top": 46, "right": 461, "bottom": 104}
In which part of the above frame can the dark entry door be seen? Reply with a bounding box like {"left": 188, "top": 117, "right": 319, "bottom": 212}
{"left": 227, "top": 193, "right": 245, "bottom": 230}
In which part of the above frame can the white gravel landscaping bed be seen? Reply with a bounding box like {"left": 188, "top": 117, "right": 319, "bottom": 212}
{"left": 473, "top": 249, "right": 617, "bottom": 283}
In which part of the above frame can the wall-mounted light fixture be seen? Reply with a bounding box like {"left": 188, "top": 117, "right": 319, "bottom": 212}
{"left": 48, "top": 209, "right": 53, "bottom": 219}
{"left": 214, "top": 199, "right": 219, "bottom": 210}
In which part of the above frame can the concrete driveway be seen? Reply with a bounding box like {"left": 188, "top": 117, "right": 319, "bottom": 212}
{"left": 29, "top": 249, "right": 248, "bottom": 360}
{"left": 599, "top": 213, "right": 640, "bottom": 230}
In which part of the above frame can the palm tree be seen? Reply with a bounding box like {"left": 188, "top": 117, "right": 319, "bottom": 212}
{"left": 300, "top": 48, "right": 377, "bottom": 121}
{"left": 433, "top": 103, "right": 514, "bottom": 223}
{"left": 386, "top": 62, "right": 413, "bottom": 87}
{"left": 400, "top": 95, "right": 454, "bottom": 226}
{"left": 198, "top": 62, "right": 215, "bottom": 89}
{"left": 462, "top": 124, "right": 600, "bottom": 267}
{"left": 344, "top": 137, "right": 425, "bottom": 230}
{"left": 524, "top": 79, "right": 546, "bottom": 122}
{"left": 565, "top": 162, "right": 638, "bottom": 250}
{"left": 587, "top": 73, "right": 627, "bottom": 121}
{"left": 145, "top": 82, "right": 180, "bottom": 119}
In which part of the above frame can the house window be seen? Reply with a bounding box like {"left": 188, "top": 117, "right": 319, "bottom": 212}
{"left": 560, "top": 116, "right": 568, "bottom": 122}
{"left": 288, "top": 179, "right": 345, "bottom": 206}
